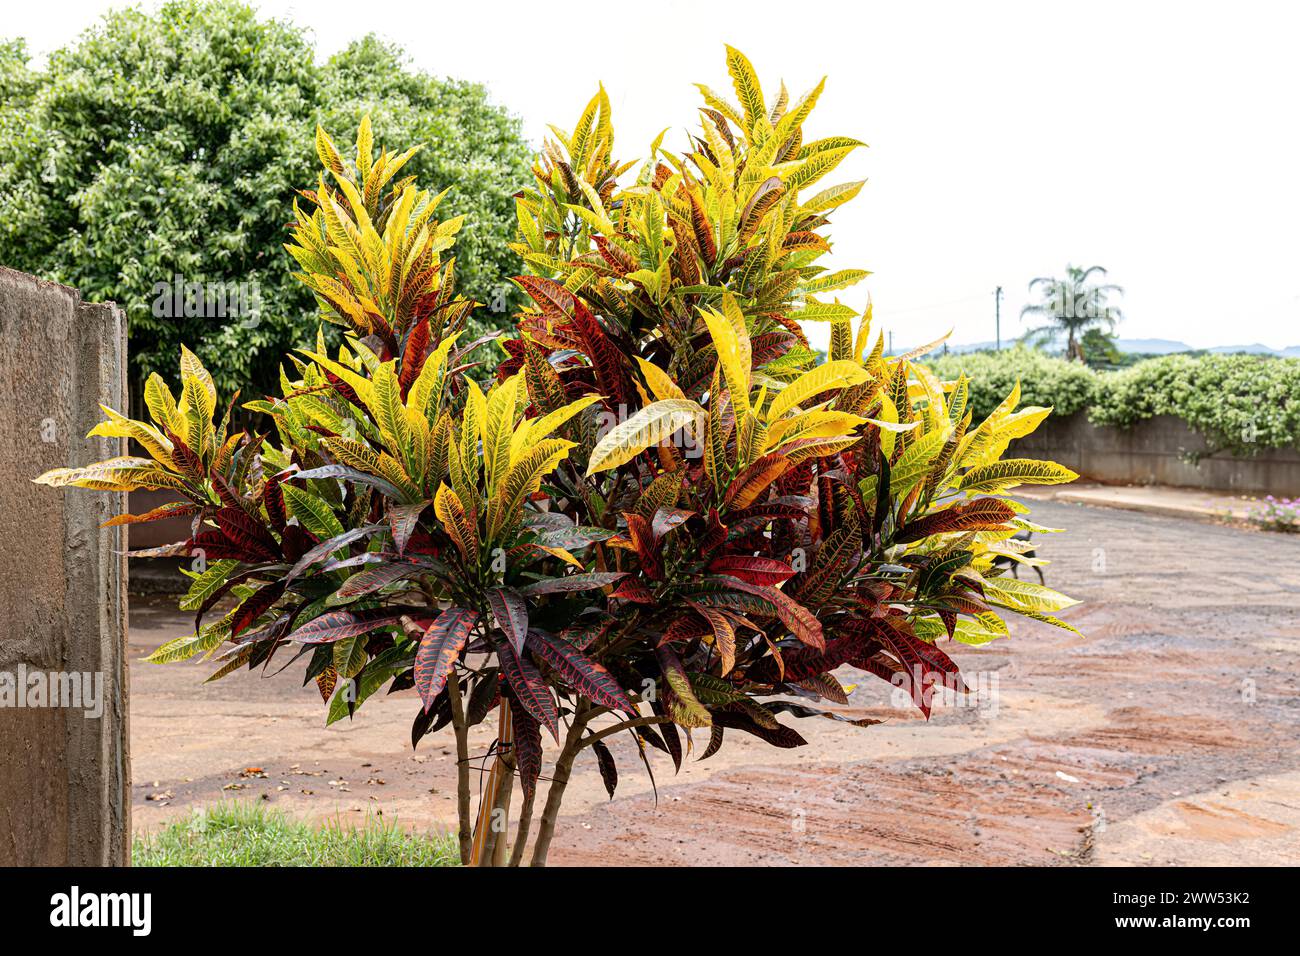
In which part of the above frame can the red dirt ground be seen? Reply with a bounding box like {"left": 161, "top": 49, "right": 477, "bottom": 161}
{"left": 128, "top": 500, "right": 1300, "bottom": 866}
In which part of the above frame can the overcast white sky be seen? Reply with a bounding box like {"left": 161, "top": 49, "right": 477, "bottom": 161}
{"left": 9, "top": 1, "right": 1300, "bottom": 350}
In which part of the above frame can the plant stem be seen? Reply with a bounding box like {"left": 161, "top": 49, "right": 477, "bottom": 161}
{"left": 577, "top": 714, "right": 674, "bottom": 750}
{"left": 529, "top": 699, "right": 594, "bottom": 868}
{"left": 507, "top": 786, "right": 535, "bottom": 867}
{"left": 469, "top": 699, "right": 513, "bottom": 866}
{"left": 486, "top": 748, "right": 516, "bottom": 867}
{"left": 446, "top": 671, "right": 473, "bottom": 866}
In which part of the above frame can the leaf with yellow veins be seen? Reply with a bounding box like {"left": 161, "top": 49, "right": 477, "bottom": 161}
{"left": 634, "top": 357, "right": 685, "bottom": 402}
{"left": 586, "top": 399, "right": 706, "bottom": 476}
{"left": 766, "top": 360, "right": 872, "bottom": 423}
{"left": 407, "top": 331, "right": 461, "bottom": 420}
{"left": 519, "top": 395, "right": 602, "bottom": 457}
{"left": 702, "top": 304, "right": 750, "bottom": 414}
{"left": 958, "top": 459, "right": 1078, "bottom": 494}
{"left": 372, "top": 362, "right": 411, "bottom": 463}
{"left": 482, "top": 374, "right": 520, "bottom": 494}
{"left": 459, "top": 379, "right": 487, "bottom": 488}
{"left": 434, "top": 483, "right": 479, "bottom": 560}
{"left": 87, "top": 406, "right": 174, "bottom": 465}
{"left": 766, "top": 409, "right": 866, "bottom": 450}
{"left": 144, "top": 372, "right": 183, "bottom": 439}
{"left": 725, "top": 45, "right": 767, "bottom": 140}
{"left": 488, "top": 438, "right": 576, "bottom": 540}
{"left": 298, "top": 349, "right": 377, "bottom": 416}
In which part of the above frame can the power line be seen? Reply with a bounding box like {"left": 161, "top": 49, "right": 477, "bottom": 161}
{"left": 872, "top": 293, "right": 986, "bottom": 317}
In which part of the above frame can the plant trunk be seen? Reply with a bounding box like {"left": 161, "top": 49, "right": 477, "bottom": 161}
{"left": 507, "top": 787, "right": 536, "bottom": 867}
{"left": 446, "top": 672, "right": 473, "bottom": 866}
{"left": 469, "top": 699, "right": 514, "bottom": 866}
{"left": 529, "top": 701, "right": 592, "bottom": 868}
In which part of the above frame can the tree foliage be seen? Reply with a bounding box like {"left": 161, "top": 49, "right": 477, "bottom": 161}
{"left": 37, "top": 48, "right": 1079, "bottom": 866}
{"left": 0, "top": 0, "right": 530, "bottom": 401}
{"left": 1019, "top": 264, "right": 1124, "bottom": 362}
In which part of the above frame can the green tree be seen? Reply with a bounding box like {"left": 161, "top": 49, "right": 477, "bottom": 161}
{"left": 1019, "top": 264, "right": 1124, "bottom": 362}
{"left": 0, "top": 0, "right": 530, "bottom": 403}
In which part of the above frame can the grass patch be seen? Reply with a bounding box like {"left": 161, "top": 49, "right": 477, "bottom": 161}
{"left": 133, "top": 802, "right": 461, "bottom": 867}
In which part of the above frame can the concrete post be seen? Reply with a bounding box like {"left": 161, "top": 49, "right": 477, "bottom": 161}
{"left": 0, "top": 267, "right": 130, "bottom": 866}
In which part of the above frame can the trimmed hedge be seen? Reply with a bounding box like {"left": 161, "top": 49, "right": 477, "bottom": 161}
{"left": 925, "top": 349, "right": 1300, "bottom": 457}
{"left": 925, "top": 347, "right": 1097, "bottom": 419}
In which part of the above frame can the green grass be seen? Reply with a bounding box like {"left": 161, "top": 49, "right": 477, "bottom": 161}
{"left": 133, "top": 802, "right": 461, "bottom": 867}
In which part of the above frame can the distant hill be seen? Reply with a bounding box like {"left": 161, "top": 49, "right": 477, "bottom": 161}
{"left": 928, "top": 337, "right": 1300, "bottom": 358}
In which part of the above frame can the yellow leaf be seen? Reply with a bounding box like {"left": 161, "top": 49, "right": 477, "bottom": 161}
{"left": 725, "top": 45, "right": 768, "bottom": 140}
{"left": 635, "top": 357, "right": 685, "bottom": 402}
{"left": 586, "top": 399, "right": 706, "bottom": 476}
{"left": 958, "top": 459, "right": 1079, "bottom": 493}
{"left": 702, "top": 301, "right": 750, "bottom": 414}
{"left": 766, "top": 360, "right": 871, "bottom": 423}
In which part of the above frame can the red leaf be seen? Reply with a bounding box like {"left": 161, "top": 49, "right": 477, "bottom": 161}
{"left": 894, "top": 497, "right": 1018, "bottom": 543}
{"left": 487, "top": 587, "right": 528, "bottom": 655}
{"left": 398, "top": 317, "right": 430, "bottom": 398}
{"left": 511, "top": 703, "right": 542, "bottom": 803}
{"left": 164, "top": 429, "right": 204, "bottom": 479}
{"left": 261, "top": 477, "right": 288, "bottom": 532}
{"left": 415, "top": 608, "right": 479, "bottom": 712}
{"left": 609, "top": 578, "right": 656, "bottom": 604}
{"left": 525, "top": 630, "right": 636, "bottom": 716}
{"left": 288, "top": 608, "right": 408, "bottom": 645}
{"left": 569, "top": 299, "right": 632, "bottom": 406}
{"left": 623, "top": 513, "right": 662, "bottom": 580}
{"left": 388, "top": 502, "right": 427, "bottom": 557}
{"left": 513, "top": 274, "right": 575, "bottom": 321}
{"left": 497, "top": 639, "right": 559, "bottom": 741}
{"left": 707, "top": 554, "right": 795, "bottom": 587}
{"left": 101, "top": 500, "right": 199, "bottom": 528}
{"left": 232, "top": 581, "right": 286, "bottom": 637}
{"left": 214, "top": 507, "right": 281, "bottom": 561}
{"left": 189, "top": 529, "right": 260, "bottom": 561}
{"left": 705, "top": 577, "right": 824, "bottom": 650}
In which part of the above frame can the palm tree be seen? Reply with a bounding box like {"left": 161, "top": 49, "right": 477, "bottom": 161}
{"left": 1019, "top": 264, "right": 1124, "bottom": 361}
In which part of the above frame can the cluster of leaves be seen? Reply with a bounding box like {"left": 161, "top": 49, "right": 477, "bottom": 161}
{"left": 929, "top": 348, "right": 1300, "bottom": 457}
{"left": 1089, "top": 353, "right": 1300, "bottom": 456}
{"left": 0, "top": 0, "right": 530, "bottom": 401}
{"left": 37, "top": 50, "right": 1080, "bottom": 847}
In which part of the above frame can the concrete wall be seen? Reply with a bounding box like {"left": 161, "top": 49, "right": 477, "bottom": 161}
{"left": 1014, "top": 410, "right": 1300, "bottom": 497}
{"left": 0, "top": 267, "right": 130, "bottom": 866}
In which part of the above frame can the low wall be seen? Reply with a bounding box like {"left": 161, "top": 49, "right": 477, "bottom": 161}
{"left": 1013, "top": 411, "right": 1300, "bottom": 497}
{"left": 0, "top": 267, "right": 130, "bottom": 866}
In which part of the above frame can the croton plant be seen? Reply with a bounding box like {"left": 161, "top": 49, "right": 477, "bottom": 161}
{"left": 37, "top": 48, "right": 1080, "bottom": 867}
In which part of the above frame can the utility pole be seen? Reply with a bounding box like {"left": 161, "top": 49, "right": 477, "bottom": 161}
{"left": 994, "top": 286, "right": 1003, "bottom": 351}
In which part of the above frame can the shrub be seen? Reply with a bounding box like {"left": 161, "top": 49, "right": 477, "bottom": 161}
{"left": 929, "top": 349, "right": 1300, "bottom": 458}
{"left": 925, "top": 347, "right": 1098, "bottom": 421}
{"left": 1090, "top": 353, "right": 1300, "bottom": 457}
{"left": 0, "top": 0, "right": 530, "bottom": 401}
{"left": 37, "top": 49, "right": 1078, "bottom": 867}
